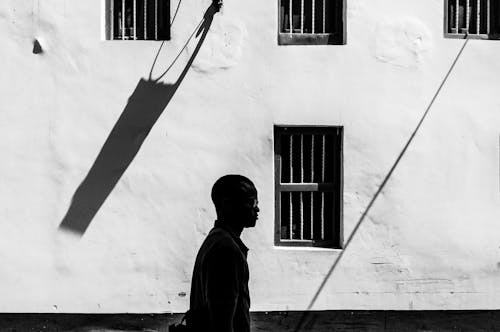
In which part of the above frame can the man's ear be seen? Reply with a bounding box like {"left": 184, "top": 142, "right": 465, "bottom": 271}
{"left": 219, "top": 197, "right": 230, "bottom": 213}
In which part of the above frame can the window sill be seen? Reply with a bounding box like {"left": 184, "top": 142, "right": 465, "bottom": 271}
{"left": 278, "top": 32, "right": 345, "bottom": 45}
{"left": 275, "top": 240, "right": 342, "bottom": 249}
{"left": 444, "top": 32, "right": 500, "bottom": 40}
{"left": 107, "top": 39, "right": 171, "bottom": 41}
{"left": 274, "top": 245, "right": 343, "bottom": 252}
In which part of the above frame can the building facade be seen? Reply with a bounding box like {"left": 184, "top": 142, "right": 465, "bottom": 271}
{"left": 1, "top": 0, "right": 500, "bottom": 315}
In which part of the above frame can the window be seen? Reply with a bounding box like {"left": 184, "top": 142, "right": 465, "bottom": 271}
{"left": 278, "top": 0, "right": 345, "bottom": 45}
{"left": 106, "top": 0, "right": 170, "bottom": 40}
{"left": 445, "top": 0, "right": 500, "bottom": 38}
{"left": 274, "top": 126, "right": 343, "bottom": 248}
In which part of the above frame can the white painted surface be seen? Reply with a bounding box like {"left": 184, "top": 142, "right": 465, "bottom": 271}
{"left": 0, "top": 0, "right": 500, "bottom": 313}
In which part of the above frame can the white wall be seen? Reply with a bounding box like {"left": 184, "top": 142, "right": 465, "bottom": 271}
{"left": 1, "top": 0, "right": 500, "bottom": 313}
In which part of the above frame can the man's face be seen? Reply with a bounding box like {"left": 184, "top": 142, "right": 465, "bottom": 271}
{"left": 239, "top": 195, "right": 259, "bottom": 228}
{"left": 225, "top": 194, "right": 259, "bottom": 228}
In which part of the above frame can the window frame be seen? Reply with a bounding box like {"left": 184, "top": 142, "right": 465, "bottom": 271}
{"left": 274, "top": 125, "right": 343, "bottom": 248}
{"left": 104, "top": 0, "right": 171, "bottom": 41}
{"left": 277, "top": 0, "right": 346, "bottom": 45}
{"left": 443, "top": 0, "right": 500, "bottom": 39}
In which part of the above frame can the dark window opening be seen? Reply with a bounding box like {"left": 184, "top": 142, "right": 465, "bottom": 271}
{"left": 445, "top": 0, "right": 500, "bottom": 39}
{"left": 274, "top": 126, "right": 343, "bottom": 248}
{"left": 109, "top": 0, "right": 170, "bottom": 40}
{"left": 278, "top": 0, "right": 345, "bottom": 45}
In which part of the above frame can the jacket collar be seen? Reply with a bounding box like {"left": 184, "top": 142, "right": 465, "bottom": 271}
{"left": 214, "top": 220, "right": 249, "bottom": 254}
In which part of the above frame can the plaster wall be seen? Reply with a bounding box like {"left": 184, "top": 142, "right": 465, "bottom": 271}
{"left": 1, "top": 0, "right": 500, "bottom": 313}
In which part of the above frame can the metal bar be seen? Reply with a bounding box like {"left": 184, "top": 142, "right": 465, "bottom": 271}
{"left": 310, "top": 192, "right": 314, "bottom": 239}
{"left": 456, "top": 0, "right": 459, "bottom": 31}
{"left": 280, "top": 239, "right": 316, "bottom": 243}
{"left": 300, "top": 0, "right": 304, "bottom": 33}
{"left": 322, "top": 0, "right": 326, "bottom": 33}
{"left": 312, "top": 0, "right": 315, "bottom": 34}
{"left": 289, "top": 193, "right": 293, "bottom": 239}
{"left": 290, "top": 135, "right": 294, "bottom": 183}
{"left": 321, "top": 134, "right": 325, "bottom": 182}
{"left": 110, "top": 0, "right": 114, "bottom": 39}
{"left": 300, "top": 134, "right": 304, "bottom": 183}
{"left": 289, "top": 0, "right": 293, "bottom": 33}
{"left": 311, "top": 135, "right": 315, "bottom": 182}
{"left": 279, "top": 183, "right": 337, "bottom": 191}
{"left": 466, "top": 0, "right": 470, "bottom": 32}
{"left": 144, "top": 0, "right": 147, "bottom": 39}
{"left": 121, "top": 0, "right": 125, "bottom": 39}
{"left": 155, "top": 0, "right": 158, "bottom": 40}
{"left": 288, "top": 135, "right": 293, "bottom": 239}
{"left": 477, "top": 0, "right": 481, "bottom": 33}
{"left": 133, "top": 0, "right": 137, "bottom": 39}
{"left": 321, "top": 134, "right": 325, "bottom": 240}
{"left": 310, "top": 134, "right": 314, "bottom": 240}
{"left": 300, "top": 192, "right": 303, "bottom": 239}
{"left": 487, "top": 0, "right": 490, "bottom": 34}
{"left": 321, "top": 192, "right": 324, "bottom": 240}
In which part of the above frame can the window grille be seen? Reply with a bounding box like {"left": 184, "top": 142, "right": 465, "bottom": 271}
{"left": 274, "top": 126, "right": 343, "bottom": 248}
{"left": 107, "top": 0, "right": 170, "bottom": 40}
{"left": 445, "top": 0, "right": 500, "bottom": 38}
{"left": 278, "top": 0, "right": 345, "bottom": 45}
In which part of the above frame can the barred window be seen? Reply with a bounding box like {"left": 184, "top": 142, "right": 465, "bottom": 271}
{"left": 274, "top": 126, "right": 343, "bottom": 248}
{"left": 445, "top": 0, "right": 500, "bottom": 38}
{"left": 278, "top": 0, "right": 345, "bottom": 45}
{"left": 106, "top": 0, "right": 170, "bottom": 40}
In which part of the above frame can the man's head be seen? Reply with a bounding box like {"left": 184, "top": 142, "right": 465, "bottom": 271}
{"left": 211, "top": 175, "right": 259, "bottom": 228}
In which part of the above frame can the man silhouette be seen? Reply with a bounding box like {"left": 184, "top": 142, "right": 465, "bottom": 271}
{"left": 188, "top": 175, "right": 259, "bottom": 332}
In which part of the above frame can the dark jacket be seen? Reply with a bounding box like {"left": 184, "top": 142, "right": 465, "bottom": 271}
{"left": 189, "top": 220, "right": 250, "bottom": 332}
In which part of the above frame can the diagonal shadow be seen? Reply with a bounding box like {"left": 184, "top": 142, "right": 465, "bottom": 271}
{"left": 293, "top": 37, "right": 470, "bottom": 332}
{"left": 59, "top": 3, "right": 219, "bottom": 236}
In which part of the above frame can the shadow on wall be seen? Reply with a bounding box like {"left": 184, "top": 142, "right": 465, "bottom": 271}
{"left": 59, "top": 3, "right": 219, "bottom": 236}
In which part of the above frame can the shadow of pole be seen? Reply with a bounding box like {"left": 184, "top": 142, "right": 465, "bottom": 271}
{"left": 59, "top": 3, "right": 219, "bottom": 236}
{"left": 293, "top": 37, "right": 470, "bottom": 332}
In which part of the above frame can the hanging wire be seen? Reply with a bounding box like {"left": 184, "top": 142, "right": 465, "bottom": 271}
{"left": 149, "top": 16, "right": 204, "bottom": 81}
{"left": 154, "top": 18, "right": 204, "bottom": 81}
{"left": 171, "top": 0, "right": 183, "bottom": 26}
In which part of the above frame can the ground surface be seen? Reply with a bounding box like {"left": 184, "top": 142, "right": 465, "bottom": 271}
{"left": 0, "top": 311, "right": 500, "bottom": 331}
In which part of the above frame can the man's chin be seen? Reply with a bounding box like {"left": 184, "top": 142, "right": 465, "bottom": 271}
{"left": 245, "top": 219, "right": 258, "bottom": 228}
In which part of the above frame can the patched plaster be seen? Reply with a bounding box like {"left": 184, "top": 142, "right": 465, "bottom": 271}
{"left": 374, "top": 18, "right": 433, "bottom": 68}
